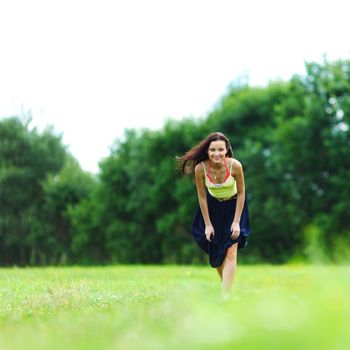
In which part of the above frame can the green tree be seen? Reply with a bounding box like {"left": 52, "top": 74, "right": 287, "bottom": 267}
{"left": 0, "top": 117, "right": 67, "bottom": 265}
{"left": 0, "top": 117, "right": 95, "bottom": 266}
{"left": 36, "top": 157, "right": 96, "bottom": 264}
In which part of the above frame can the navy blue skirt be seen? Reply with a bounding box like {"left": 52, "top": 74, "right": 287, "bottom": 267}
{"left": 191, "top": 192, "right": 250, "bottom": 268}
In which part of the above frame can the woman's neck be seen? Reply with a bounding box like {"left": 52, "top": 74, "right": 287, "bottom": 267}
{"left": 209, "top": 159, "right": 224, "bottom": 169}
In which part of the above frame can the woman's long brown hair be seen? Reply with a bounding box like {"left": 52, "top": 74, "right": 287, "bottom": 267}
{"left": 177, "top": 132, "right": 233, "bottom": 175}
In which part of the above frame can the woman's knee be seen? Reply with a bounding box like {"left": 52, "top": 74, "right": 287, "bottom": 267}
{"left": 226, "top": 244, "right": 238, "bottom": 261}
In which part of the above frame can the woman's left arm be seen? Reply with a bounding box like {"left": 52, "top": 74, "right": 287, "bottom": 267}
{"left": 231, "top": 159, "right": 245, "bottom": 239}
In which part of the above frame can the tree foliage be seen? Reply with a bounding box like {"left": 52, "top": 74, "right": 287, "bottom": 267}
{"left": 0, "top": 117, "right": 95, "bottom": 265}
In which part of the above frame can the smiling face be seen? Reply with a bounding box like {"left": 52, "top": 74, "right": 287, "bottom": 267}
{"left": 207, "top": 140, "right": 227, "bottom": 164}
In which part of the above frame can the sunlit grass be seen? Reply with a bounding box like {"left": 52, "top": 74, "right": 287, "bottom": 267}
{"left": 1, "top": 264, "right": 349, "bottom": 349}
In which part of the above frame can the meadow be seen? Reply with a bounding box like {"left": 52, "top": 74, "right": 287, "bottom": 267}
{"left": 1, "top": 264, "right": 349, "bottom": 350}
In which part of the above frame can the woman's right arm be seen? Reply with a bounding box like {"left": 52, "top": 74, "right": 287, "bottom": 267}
{"left": 194, "top": 163, "right": 215, "bottom": 241}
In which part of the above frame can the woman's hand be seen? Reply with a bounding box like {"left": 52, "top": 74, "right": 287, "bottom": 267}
{"left": 231, "top": 222, "right": 240, "bottom": 239}
{"left": 205, "top": 224, "right": 215, "bottom": 242}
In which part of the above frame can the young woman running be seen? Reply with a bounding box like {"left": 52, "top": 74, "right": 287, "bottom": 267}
{"left": 178, "top": 132, "right": 250, "bottom": 293}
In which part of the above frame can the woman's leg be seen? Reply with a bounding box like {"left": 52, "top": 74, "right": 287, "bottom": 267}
{"left": 221, "top": 243, "right": 238, "bottom": 292}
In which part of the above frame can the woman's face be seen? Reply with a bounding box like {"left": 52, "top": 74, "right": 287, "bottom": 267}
{"left": 207, "top": 140, "right": 227, "bottom": 163}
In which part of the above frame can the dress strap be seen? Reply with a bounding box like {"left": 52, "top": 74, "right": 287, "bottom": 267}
{"left": 223, "top": 158, "right": 229, "bottom": 172}
{"left": 230, "top": 159, "right": 236, "bottom": 178}
{"left": 201, "top": 161, "right": 207, "bottom": 177}
{"left": 207, "top": 161, "right": 216, "bottom": 183}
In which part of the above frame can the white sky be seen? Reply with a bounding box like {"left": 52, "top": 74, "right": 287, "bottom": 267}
{"left": 1, "top": 0, "right": 349, "bottom": 173}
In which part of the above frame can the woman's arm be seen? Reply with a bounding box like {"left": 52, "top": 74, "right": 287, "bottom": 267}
{"left": 194, "top": 163, "right": 214, "bottom": 241}
{"left": 231, "top": 159, "right": 245, "bottom": 239}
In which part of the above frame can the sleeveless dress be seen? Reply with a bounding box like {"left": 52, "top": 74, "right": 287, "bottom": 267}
{"left": 191, "top": 158, "right": 250, "bottom": 268}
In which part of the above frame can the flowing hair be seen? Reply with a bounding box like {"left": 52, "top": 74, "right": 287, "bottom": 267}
{"left": 177, "top": 132, "right": 233, "bottom": 175}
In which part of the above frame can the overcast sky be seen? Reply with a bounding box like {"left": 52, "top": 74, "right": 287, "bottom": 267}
{"left": 1, "top": 0, "right": 349, "bottom": 173}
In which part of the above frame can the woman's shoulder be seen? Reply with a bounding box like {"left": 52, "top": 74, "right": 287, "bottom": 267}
{"left": 194, "top": 162, "right": 205, "bottom": 174}
{"left": 227, "top": 157, "right": 243, "bottom": 171}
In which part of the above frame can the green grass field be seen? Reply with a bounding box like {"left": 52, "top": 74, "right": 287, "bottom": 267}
{"left": 1, "top": 264, "right": 350, "bottom": 350}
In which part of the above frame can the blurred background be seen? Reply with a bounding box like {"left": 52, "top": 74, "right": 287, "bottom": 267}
{"left": 1, "top": 0, "right": 349, "bottom": 266}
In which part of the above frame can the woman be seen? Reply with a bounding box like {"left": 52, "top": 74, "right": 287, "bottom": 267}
{"left": 178, "top": 132, "right": 250, "bottom": 293}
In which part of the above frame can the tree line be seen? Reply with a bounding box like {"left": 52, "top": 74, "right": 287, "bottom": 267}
{"left": 1, "top": 57, "right": 349, "bottom": 266}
